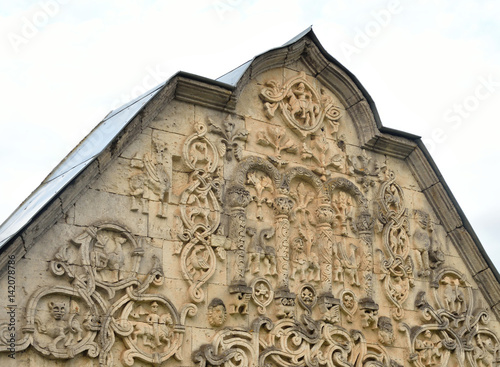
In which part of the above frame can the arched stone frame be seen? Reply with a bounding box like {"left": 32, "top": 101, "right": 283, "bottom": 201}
{"left": 17, "top": 285, "right": 101, "bottom": 360}
{"left": 228, "top": 34, "right": 380, "bottom": 150}
{"left": 431, "top": 267, "right": 473, "bottom": 318}
{"left": 324, "top": 177, "right": 375, "bottom": 300}
{"left": 281, "top": 166, "right": 327, "bottom": 295}
{"left": 226, "top": 157, "right": 282, "bottom": 296}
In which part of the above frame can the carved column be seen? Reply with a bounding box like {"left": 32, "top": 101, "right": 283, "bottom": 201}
{"left": 353, "top": 210, "right": 374, "bottom": 298}
{"left": 316, "top": 204, "right": 335, "bottom": 296}
{"left": 273, "top": 193, "right": 294, "bottom": 292}
{"left": 227, "top": 185, "right": 252, "bottom": 293}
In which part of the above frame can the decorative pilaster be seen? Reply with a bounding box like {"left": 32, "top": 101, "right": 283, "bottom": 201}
{"left": 273, "top": 193, "right": 294, "bottom": 292}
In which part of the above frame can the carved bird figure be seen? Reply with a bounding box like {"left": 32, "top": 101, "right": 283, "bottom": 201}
{"left": 187, "top": 245, "right": 210, "bottom": 279}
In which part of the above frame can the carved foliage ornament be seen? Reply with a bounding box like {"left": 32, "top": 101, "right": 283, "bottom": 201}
{"left": 208, "top": 117, "right": 248, "bottom": 162}
{"left": 193, "top": 315, "right": 397, "bottom": 367}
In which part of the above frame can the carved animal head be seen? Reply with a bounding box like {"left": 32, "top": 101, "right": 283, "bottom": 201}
{"left": 48, "top": 301, "right": 67, "bottom": 320}
{"left": 160, "top": 313, "right": 173, "bottom": 326}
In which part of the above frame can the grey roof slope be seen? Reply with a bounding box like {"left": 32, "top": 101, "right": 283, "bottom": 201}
{"left": 0, "top": 83, "right": 166, "bottom": 248}
{"left": 0, "top": 28, "right": 499, "bottom": 304}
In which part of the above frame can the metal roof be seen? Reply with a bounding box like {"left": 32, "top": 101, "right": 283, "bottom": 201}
{"left": 216, "top": 26, "right": 313, "bottom": 86}
{"left": 0, "top": 82, "right": 166, "bottom": 248}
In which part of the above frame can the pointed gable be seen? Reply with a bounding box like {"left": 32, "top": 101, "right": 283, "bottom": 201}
{"left": 1, "top": 29, "right": 499, "bottom": 367}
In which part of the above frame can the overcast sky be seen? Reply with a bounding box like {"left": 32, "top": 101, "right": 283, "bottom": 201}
{"left": 1, "top": 1, "right": 499, "bottom": 267}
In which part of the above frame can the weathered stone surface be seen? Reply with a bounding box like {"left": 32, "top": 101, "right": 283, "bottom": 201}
{"left": 0, "top": 31, "right": 499, "bottom": 367}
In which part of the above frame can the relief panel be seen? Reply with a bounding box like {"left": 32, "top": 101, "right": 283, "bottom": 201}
{"left": 0, "top": 62, "right": 498, "bottom": 367}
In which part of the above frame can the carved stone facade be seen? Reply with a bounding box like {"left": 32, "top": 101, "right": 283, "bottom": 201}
{"left": 1, "top": 30, "right": 500, "bottom": 367}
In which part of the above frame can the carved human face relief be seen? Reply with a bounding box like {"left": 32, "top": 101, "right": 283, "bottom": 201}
{"left": 208, "top": 299, "right": 227, "bottom": 327}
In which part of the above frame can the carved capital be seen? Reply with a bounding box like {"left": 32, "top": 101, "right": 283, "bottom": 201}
{"left": 316, "top": 204, "right": 335, "bottom": 226}
{"left": 273, "top": 195, "right": 294, "bottom": 217}
{"left": 226, "top": 185, "right": 252, "bottom": 208}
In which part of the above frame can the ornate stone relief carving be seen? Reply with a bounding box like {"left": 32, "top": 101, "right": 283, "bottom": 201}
{"left": 0, "top": 223, "right": 196, "bottom": 366}
{"left": 129, "top": 138, "right": 171, "bottom": 218}
{"left": 208, "top": 117, "right": 248, "bottom": 162}
{"left": 377, "top": 170, "right": 414, "bottom": 320}
{"left": 4, "top": 66, "right": 500, "bottom": 367}
{"left": 193, "top": 315, "right": 398, "bottom": 367}
{"left": 413, "top": 210, "right": 444, "bottom": 278}
{"left": 207, "top": 298, "right": 227, "bottom": 328}
{"left": 177, "top": 120, "right": 225, "bottom": 303}
{"left": 401, "top": 268, "right": 498, "bottom": 367}
{"left": 301, "top": 132, "right": 344, "bottom": 181}
{"left": 260, "top": 71, "right": 342, "bottom": 138}
{"left": 257, "top": 125, "right": 298, "bottom": 167}
{"left": 347, "top": 149, "right": 385, "bottom": 193}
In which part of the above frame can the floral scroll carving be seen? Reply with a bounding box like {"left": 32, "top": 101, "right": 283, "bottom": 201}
{"left": 0, "top": 223, "right": 196, "bottom": 366}
{"left": 194, "top": 315, "right": 399, "bottom": 367}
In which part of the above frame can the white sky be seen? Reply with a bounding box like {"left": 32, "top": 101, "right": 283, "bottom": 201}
{"left": 1, "top": 1, "right": 499, "bottom": 267}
